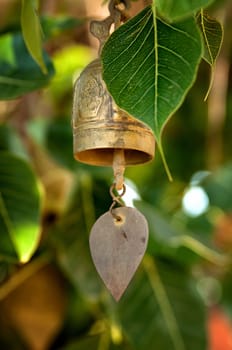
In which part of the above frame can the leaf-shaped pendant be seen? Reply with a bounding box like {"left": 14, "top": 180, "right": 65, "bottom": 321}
{"left": 89, "top": 207, "right": 148, "bottom": 301}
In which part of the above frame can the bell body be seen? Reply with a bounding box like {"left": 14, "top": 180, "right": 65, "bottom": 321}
{"left": 72, "top": 59, "right": 155, "bottom": 166}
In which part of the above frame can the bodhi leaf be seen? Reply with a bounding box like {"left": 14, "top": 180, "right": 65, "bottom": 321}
{"left": 156, "top": 0, "right": 213, "bottom": 22}
{"left": 198, "top": 10, "right": 223, "bottom": 100}
{"left": 0, "top": 152, "right": 42, "bottom": 263}
{"left": 0, "top": 32, "right": 54, "bottom": 99}
{"left": 21, "top": 0, "right": 47, "bottom": 74}
{"left": 102, "top": 6, "right": 202, "bottom": 176}
{"left": 102, "top": 5, "right": 202, "bottom": 137}
{"left": 198, "top": 11, "right": 223, "bottom": 65}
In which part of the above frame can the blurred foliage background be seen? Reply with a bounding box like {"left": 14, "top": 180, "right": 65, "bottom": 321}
{"left": 0, "top": 0, "right": 232, "bottom": 349}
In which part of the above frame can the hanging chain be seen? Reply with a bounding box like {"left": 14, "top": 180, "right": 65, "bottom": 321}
{"left": 109, "top": 183, "right": 126, "bottom": 221}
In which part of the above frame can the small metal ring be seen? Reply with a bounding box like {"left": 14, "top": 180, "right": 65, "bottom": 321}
{"left": 110, "top": 201, "right": 122, "bottom": 222}
{"left": 109, "top": 183, "right": 126, "bottom": 221}
{"left": 110, "top": 183, "right": 126, "bottom": 205}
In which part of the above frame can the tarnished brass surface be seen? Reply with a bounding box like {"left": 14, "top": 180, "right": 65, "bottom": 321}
{"left": 72, "top": 59, "right": 155, "bottom": 166}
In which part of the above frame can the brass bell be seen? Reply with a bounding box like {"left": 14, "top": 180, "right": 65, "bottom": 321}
{"left": 72, "top": 59, "right": 155, "bottom": 168}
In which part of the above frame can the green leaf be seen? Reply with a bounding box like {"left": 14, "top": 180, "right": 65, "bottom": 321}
{"left": 44, "top": 116, "right": 110, "bottom": 174}
{"left": 41, "top": 15, "right": 84, "bottom": 39}
{"left": 221, "top": 271, "right": 232, "bottom": 318}
{"left": 61, "top": 335, "right": 101, "bottom": 350}
{"left": 61, "top": 335, "right": 130, "bottom": 350}
{"left": 204, "top": 163, "right": 232, "bottom": 211}
{"left": 0, "top": 124, "right": 11, "bottom": 152}
{"left": 21, "top": 0, "right": 47, "bottom": 74}
{"left": 53, "top": 175, "right": 105, "bottom": 301}
{"left": 0, "top": 152, "right": 42, "bottom": 263}
{"left": 156, "top": 0, "right": 213, "bottom": 22}
{"left": 46, "top": 117, "right": 76, "bottom": 170}
{"left": 102, "top": 6, "right": 202, "bottom": 145}
{"left": 118, "top": 257, "right": 207, "bottom": 350}
{"left": 197, "top": 10, "right": 223, "bottom": 100}
{"left": 198, "top": 11, "right": 223, "bottom": 65}
{"left": 0, "top": 32, "right": 54, "bottom": 99}
{"left": 0, "top": 123, "right": 29, "bottom": 160}
{"left": 137, "top": 201, "right": 227, "bottom": 267}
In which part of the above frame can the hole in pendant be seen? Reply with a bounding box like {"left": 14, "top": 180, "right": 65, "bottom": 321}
{"left": 111, "top": 210, "right": 125, "bottom": 225}
{"left": 114, "top": 214, "right": 122, "bottom": 223}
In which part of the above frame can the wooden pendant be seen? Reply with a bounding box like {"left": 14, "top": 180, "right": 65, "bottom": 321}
{"left": 89, "top": 206, "right": 148, "bottom": 301}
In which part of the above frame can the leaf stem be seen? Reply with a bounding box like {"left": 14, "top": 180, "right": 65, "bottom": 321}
{"left": 204, "top": 67, "right": 215, "bottom": 102}
{"left": 157, "top": 140, "right": 173, "bottom": 181}
{"left": 98, "top": 326, "right": 111, "bottom": 350}
{"left": 0, "top": 76, "right": 36, "bottom": 87}
{"left": 152, "top": 1, "right": 159, "bottom": 134}
{"left": 152, "top": 2, "right": 173, "bottom": 181}
{"left": 171, "top": 235, "right": 230, "bottom": 267}
{"left": 143, "top": 255, "right": 185, "bottom": 350}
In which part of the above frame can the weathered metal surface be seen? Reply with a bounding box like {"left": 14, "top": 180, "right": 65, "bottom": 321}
{"left": 89, "top": 207, "right": 148, "bottom": 301}
{"left": 72, "top": 58, "right": 155, "bottom": 166}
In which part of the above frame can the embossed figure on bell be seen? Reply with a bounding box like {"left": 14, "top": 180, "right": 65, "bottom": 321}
{"left": 72, "top": 58, "right": 155, "bottom": 167}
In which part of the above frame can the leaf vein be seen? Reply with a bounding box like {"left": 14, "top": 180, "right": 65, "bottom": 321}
{"left": 158, "top": 73, "right": 183, "bottom": 92}
{"left": 158, "top": 45, "right": 191, "bottom": 69}
{"left": 159, "top": 19, "right": 199, "bottom": 45}
{"left": 104, "top": 10, "right": 152, "bottom": 70}
{"left": 117, "top": 51, "right": 154, "bottom": 100}
{"left": 109, "top": 20, "right": 153, "bottom": 87}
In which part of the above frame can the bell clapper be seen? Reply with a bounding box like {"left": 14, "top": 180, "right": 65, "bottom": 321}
{"left": 113, "top": 149, "right": 125, "bottom": 191}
